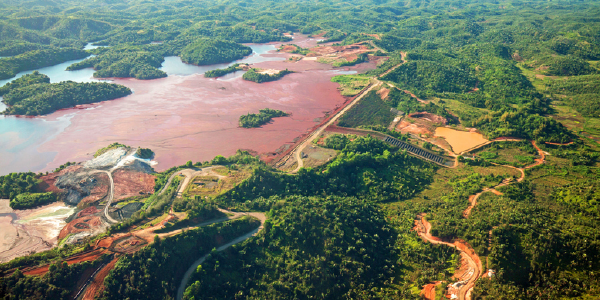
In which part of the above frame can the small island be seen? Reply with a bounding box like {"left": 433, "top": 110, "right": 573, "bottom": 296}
{"left": 239, "top": 108, "right": 290, "bottom": 128}
{"left": 242, "top": 68, "right": 293, "bottom": 83}
{"left": 1, "top": 72, "right": 132, "bottom": 116}
{"left": 204, "top": 63, "right": 247, "bottom": 78}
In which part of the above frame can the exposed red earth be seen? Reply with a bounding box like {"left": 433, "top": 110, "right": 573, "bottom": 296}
{"left": 112, "top": 169, "right": 155, "bottom": 201}
{"left": 408, "top": 112, "right": 448, "bottom": 125}
{"left": 421, "top": 281, "right": 442, "bottom": 300}
{"left": 37, "top": 38, "right": 377, "bottom": 173}
{"left": 414, "top": 215, "right": 483, "bottom": 300}
{"left": 81, "top": 256, "right": 120, "bottom": 300}
{"left": 417, "top": 140, "right": 547, "bottom": 298}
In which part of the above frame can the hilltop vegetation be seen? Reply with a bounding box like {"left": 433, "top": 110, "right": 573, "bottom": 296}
{"left": 180, "top": 39, "right": 252, "bottom": 65}
{"left": 184, "top": 196, "right": 396, "bottom": 299}
{"left": 204, "top": 63, "right": 242, "bottom": 78}
{"left": 0, "top": 48, "right": 89, "bottom": 80}
{"left": 66, "top": 47, "right": 167, "bottom": 79}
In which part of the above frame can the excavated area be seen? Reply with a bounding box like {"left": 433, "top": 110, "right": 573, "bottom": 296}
{"left": 308, "top": 43, "right": 372, "bottom": 61}
{"left": 112, "top": 169, "right": 155, "bottom": 201}
{"left": 55, "top": 170, "right": 109, "bottom": 206}
{"left": 58, "top": 216, "right": 103, "bottom": 240}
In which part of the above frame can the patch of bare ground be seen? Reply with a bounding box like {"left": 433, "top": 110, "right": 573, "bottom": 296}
{"left": 300, "top": 145, "right": 338, "bottom": 168}
{"left": 112, "top": 169, "right": 155, "bottom": 202}
{"left": 82, "top": 256, "right": 120, "bottom": 300}
{"left": 58, "top": 216, "right": 103, "bottom": 240}
{"left": 408, "top": 112, "right": 448, "bottom": 125}
{"left": 256, "top": 69, "right": 282, "bottom": 75}
{"left": 396, "top": 119, "right": 434, "bottom": 136}
{"left": 279, "top": 45, "right": 298, "bottom": 53}
{"left": 38, "top": 165, "right": 82, "bottom": 193}
{"left": 309, "top": 43, "right": 371, "bottom": 60}
{"left": 78, "top": 172, "right": 109, "bottom": 207}
{"left": 377, "top": 87, "right": 390, "bottom": 100}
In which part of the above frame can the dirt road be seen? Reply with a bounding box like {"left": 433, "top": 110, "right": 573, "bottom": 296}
{"left": 415, "top": 214, "right": 483, "bottom": 300}
{"left": 291, "top": 81, "right": 381, "bottom": 172}
{"left": 176, "top": 211, "right": 266, "bottom": 300}
{"left": 418, "top": 140, "right": 547, "bottom": 298}
{"left": 159, "top": 167, "right": 225, "bottom": 197}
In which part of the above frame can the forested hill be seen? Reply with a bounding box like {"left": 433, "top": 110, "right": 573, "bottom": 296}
{"left": 180, "top": 39, "right": 252, "bottom": 65}
{"left": 1, "top": 80, "right": 132, "bottom": 116}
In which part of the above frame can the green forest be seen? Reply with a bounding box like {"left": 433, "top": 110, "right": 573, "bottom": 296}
{"left": 1, "top": 0, "right": 600, "bottom": 299}
{"left": 1, "top": 80, "right": 131, "bottom": 116}
{"left": 180, "top": 39, "right": 252, "bottom": 65}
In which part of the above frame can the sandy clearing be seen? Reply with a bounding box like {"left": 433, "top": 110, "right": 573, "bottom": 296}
{"left": 0, "top": 215, "right": 18, "bottom": 253}
{"left": 0, "top": 199, "right": 13, "bottom": 213}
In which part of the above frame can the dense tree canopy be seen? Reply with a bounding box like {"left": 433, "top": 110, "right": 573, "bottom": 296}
{"left": 180, "top": 39, "right": 252, "bottom": 65}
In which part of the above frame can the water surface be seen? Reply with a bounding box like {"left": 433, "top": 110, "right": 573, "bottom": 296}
{"left": 160, "top": 44, "right": 284, "bottom": 76}
{"left": 434, "top": 127, "right": 488, "bottom": 154}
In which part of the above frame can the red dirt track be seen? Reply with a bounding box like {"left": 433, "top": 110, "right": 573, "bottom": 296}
{"left": 414, "top": 215, "right": 483, "bottom": 300}
{"left": 82, "top": 256, "right": 120, "bottom": 300}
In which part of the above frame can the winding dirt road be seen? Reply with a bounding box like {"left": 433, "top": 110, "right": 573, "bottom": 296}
{"left": 415, "top": 214, "right": 483, "bottom": 300}
{"left": 416, "top": 140, "right": 547, "bottom": 299}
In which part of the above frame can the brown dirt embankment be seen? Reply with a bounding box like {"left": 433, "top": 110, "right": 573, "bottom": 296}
{"left": 421, "top": 281, "right": 441, "bottom": 300}
{"left": 82, "top": 256, "right": 120, "bottom": 300}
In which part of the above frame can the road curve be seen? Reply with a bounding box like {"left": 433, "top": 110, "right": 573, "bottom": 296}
{"left": 176, "top": 211, "right": 266, "bottom": 300}
{"left": 89, "top": 170, "right": 118, "bottom": 224}
{"left": 414, "top": 215, "right": 482, "bottom": 300}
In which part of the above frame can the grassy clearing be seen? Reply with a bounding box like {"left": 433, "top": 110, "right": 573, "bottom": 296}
{"left": 331, "top": 74, "right": 370, "bottom": 96}
{"left": 471, "top": 141, "right": 538, "bottom": 168}
{"left": 185, "top": 166, "right": 253, "bottom": 199}
{"left": 442, "top": 98, "right": 487, "bottom": 127}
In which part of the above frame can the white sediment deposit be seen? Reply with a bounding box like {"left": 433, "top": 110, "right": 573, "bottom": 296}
{"left": 84, "top": 148, "right": 129, "bottom": 169}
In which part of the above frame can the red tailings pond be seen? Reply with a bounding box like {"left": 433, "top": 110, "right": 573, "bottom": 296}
{"left": 0, "top": 35, "right": 376, "bottom": 174}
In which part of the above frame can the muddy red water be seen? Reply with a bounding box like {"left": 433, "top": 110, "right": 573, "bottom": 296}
{"left": 33, "top": 36, "right": 376, "bottom": 172}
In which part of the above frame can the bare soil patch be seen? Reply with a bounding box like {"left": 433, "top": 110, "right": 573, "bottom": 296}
{"left": 82, "top": 256, "right": 120, "bottom": 300}
{"left": 112, "top": 169, "right": 155, "bottom": 201}
{"left": 408, "top": 112, "right": 448, "bottom": 125}
{"left": 79, "top": 172, "right": 110, "bottom": 206}
{"left": 58, "top": 216, "right": 103, "bottom": 240}
{"left": 377, "top": 87, "right": 390, "bottom": 100}
{"left": 309, "top": 43, "right": 371, "bottom": 61}
{"left": 301, "top": 146, "right": 338, "bottom": 168}
{"left": 396, "top": 119, "right": 433, "bottom": 136}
